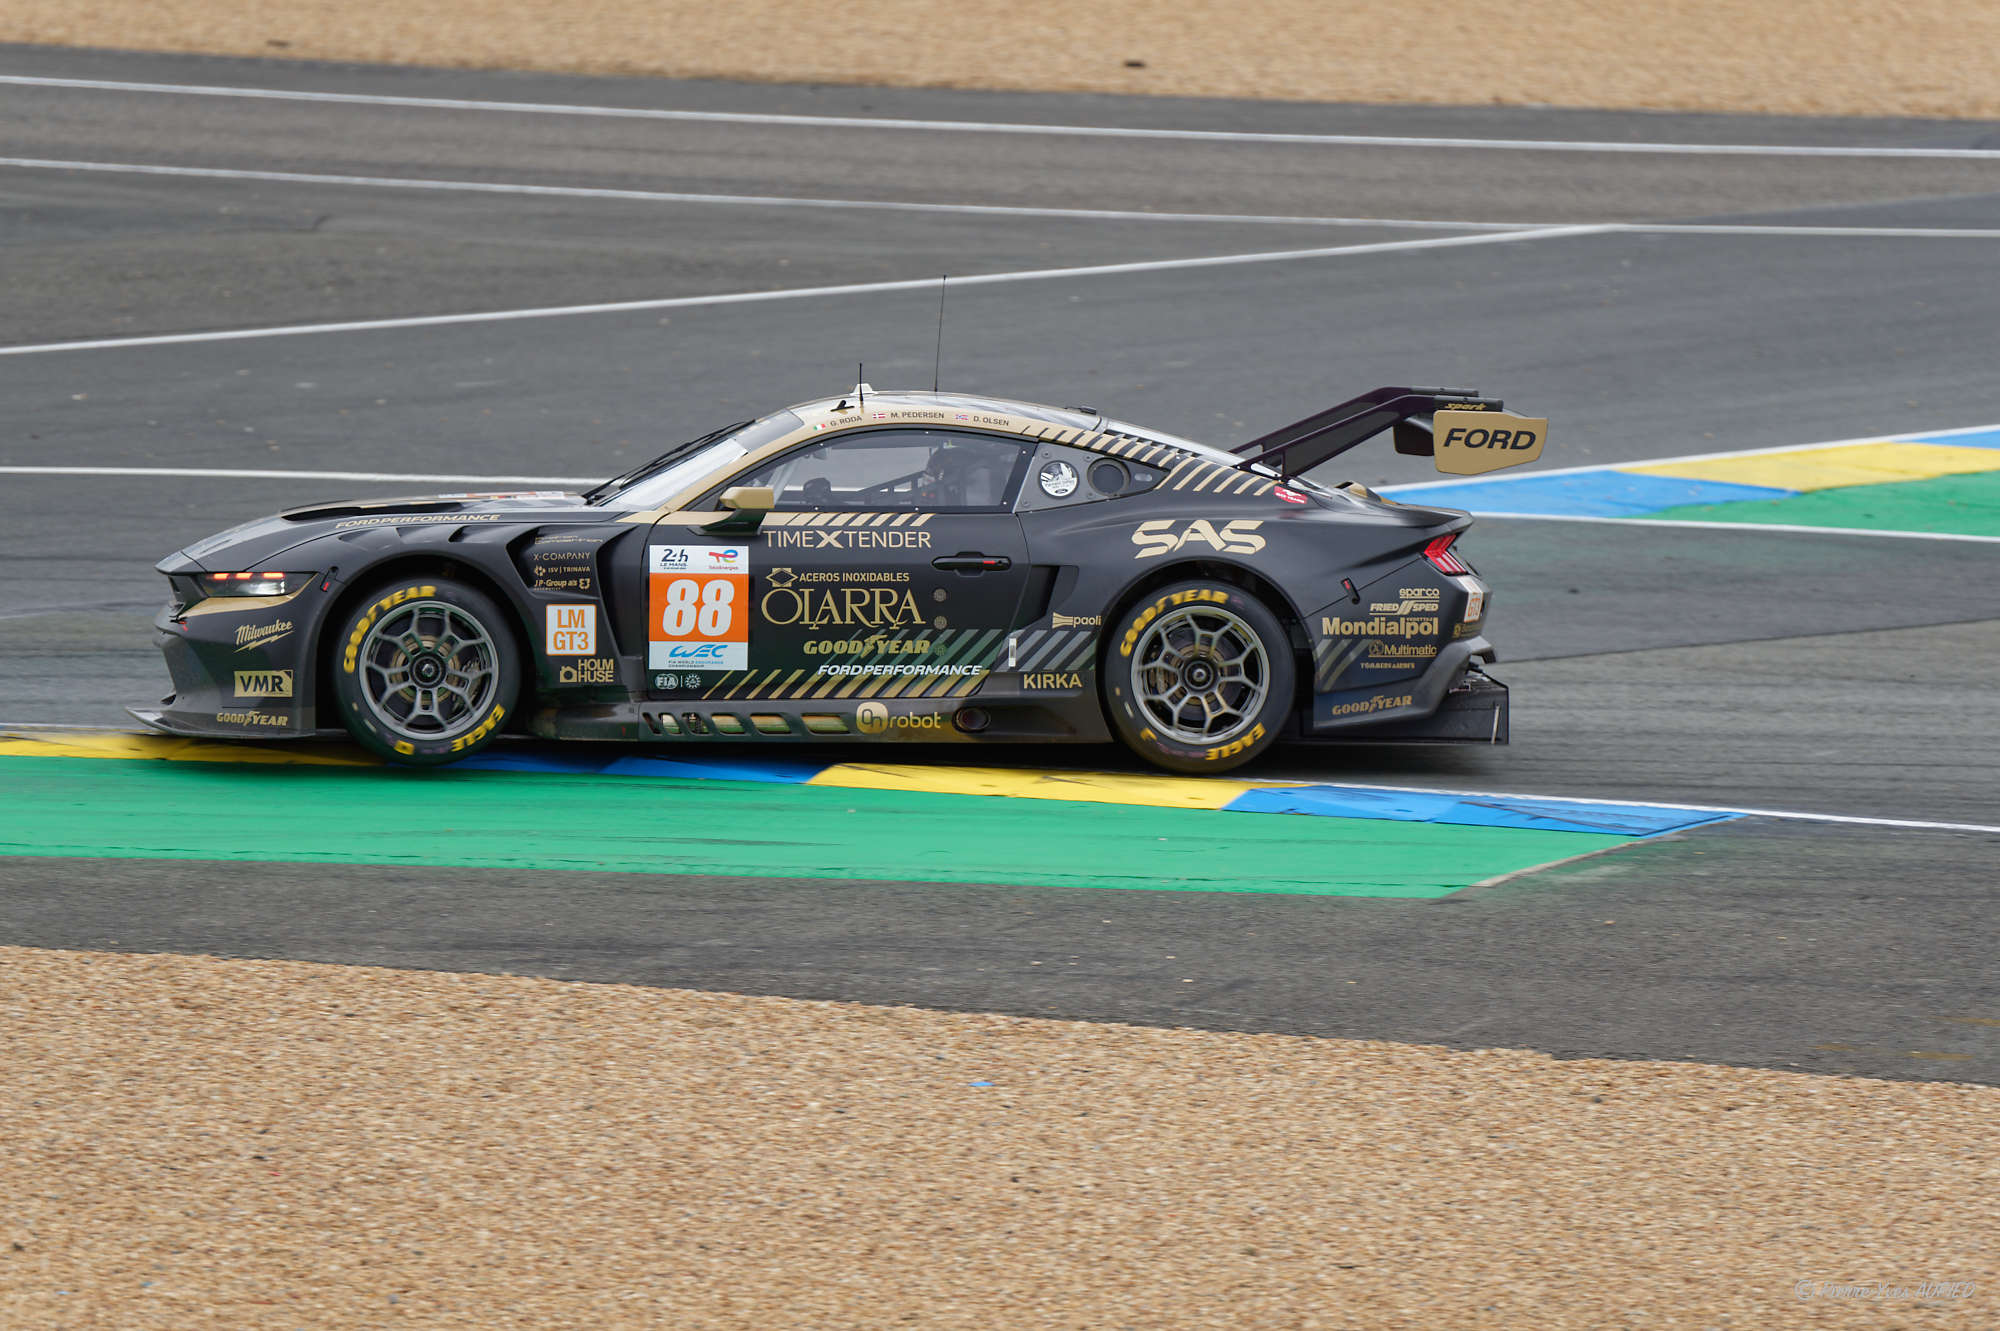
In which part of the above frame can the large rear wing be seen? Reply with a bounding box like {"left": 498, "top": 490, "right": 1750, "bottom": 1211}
{"left": 1231, "top": 386, "right": 1547, "bottom": 478}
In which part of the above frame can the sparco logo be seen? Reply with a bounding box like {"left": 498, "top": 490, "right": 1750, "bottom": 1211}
{"left": 233, "top": 669, "right": 293, "bottom": 699}
{"left": 1321, "top": 616, "right": 1440, "bottom": 638}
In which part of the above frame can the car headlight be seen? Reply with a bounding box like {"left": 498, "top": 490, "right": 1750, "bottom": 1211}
{"left": 193, "top": 571, "right": 317, "bottom": 598}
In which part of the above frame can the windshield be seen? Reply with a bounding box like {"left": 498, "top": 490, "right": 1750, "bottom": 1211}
{"left": 588, "top": 410, "right": 804, "bottom": 507}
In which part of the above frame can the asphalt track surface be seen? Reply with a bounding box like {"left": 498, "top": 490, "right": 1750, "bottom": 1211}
{"left": 2, "top": 47, "right": 1997, "bottom": 1084}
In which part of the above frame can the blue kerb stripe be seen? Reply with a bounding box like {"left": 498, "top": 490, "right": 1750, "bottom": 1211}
{"left": 1224, "top": 785, "right": 1732, "bottom": 836}
{"left": 1382, "top": 471, "right": 1794, "bottom": 517}
{"left": 462, "top": 744, "right": 1732, "bottom": 837}
{"left": 1900, "top": 427, "right": 2000, "bottom": 450}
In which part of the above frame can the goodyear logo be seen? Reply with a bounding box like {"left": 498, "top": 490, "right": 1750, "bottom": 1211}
{"left": 233, "top": 669, "right": 293, "bottom": 699}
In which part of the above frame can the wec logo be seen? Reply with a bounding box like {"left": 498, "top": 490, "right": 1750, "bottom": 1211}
{"left": 1130, "top": 519, "right": 1266, "bottom": 559}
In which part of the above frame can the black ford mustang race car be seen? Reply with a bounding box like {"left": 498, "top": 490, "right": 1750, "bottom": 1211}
{"left": 138, "top": 384, "right": 1546, "bottom": 773}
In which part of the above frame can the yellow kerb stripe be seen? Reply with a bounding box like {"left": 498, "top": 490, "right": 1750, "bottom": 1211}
{"left": 807, "top": 763, "right": 1252, "bottom": 809}
{"left": 1628, "top": 442, "right": 2000, "bottom": 493}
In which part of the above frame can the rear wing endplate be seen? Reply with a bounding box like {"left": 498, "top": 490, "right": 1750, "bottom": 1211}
{"left": 1232, "top": 386, "right": 1547, "bottom": 477}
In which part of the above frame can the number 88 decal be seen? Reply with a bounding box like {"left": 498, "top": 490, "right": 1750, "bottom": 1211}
{"left": 659, "top": 578, "right": 736, "bottom": 637}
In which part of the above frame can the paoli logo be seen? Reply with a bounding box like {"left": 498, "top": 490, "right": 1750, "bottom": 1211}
{"left": 1130, "top": 519, "right": 1265, "bottom": 559}
{"left": 1050, "top": 612, "right": 1101, "bottom": 629}
{"left": 232, "top": 669, "right": 293, "bottom": 699}
{"left": 235, "top": 619, "right": 294, "bottom": 652}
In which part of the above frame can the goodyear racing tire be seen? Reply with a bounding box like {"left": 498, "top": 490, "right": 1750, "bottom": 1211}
{"left": 1104, "top": 580, "right": 1294, "bottom": 774}
{"left": 330, "top": 575, "right": 522, "bottom": 766}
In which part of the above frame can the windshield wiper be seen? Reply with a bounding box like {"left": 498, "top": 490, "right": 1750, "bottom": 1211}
{"left": 585, "top": 420, "right": 753, "bottom": 504}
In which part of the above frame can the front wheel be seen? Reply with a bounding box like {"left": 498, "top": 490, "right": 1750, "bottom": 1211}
{"left": 1103, "top": 580, "right": 1294, "bottom": 774}
{"left": 330, "top": 576, "right": 521, "bottom": 765}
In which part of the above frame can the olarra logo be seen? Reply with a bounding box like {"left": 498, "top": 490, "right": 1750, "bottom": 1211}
{"left": 761, "top": 586, "right": 923, "bottom": 629}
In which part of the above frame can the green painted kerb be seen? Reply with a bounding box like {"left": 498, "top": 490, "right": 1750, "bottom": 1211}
{"left": 1650, "top": 471, "right": 2000, "bottom": 538}
{"left": 0, "top": 757, "right": 1633, "bottom": 898}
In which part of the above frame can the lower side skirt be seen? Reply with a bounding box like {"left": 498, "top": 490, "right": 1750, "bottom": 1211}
{"left": 1304, "top": 673, "right": 1509, "bottom": 745}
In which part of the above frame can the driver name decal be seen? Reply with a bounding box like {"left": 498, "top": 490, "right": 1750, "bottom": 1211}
{"left": 648, "top": 546, "right": 749, "bottom": 672}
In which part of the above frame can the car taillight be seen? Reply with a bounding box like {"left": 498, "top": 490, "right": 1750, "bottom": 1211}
{"left": 1424, "top": 534, "right": 1472, "bottom": 576}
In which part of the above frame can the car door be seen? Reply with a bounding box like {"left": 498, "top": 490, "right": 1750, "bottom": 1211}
{"left": 645, "top": 427, "right": 1033, "bottom": 717}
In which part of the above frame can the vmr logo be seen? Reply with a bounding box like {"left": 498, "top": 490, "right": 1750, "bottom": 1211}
{"left": 232, "top": 669, "right": 293, "bottom": 699}
{"left": 1130, "top": 519, "right": 1266, "bottom": 559}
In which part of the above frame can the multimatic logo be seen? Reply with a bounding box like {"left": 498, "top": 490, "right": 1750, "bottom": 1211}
{"left": 232, "top": 670, "right": 293, "bottom": 699}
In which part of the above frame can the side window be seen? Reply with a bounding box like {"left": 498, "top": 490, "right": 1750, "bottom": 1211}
{"left": 730, "top": 429, "right": 1031, "bottom": 512}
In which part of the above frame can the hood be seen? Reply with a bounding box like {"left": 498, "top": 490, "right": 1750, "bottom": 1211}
{"left": 160, "top": 490, "right": 590, "bottom": 574}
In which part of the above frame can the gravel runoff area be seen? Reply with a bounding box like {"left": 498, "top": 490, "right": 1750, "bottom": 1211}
{"left": 2, "top": 947, "right": 1991, "bottom": 1328}
{"left": 8, "top": 0, "right": 2000, "bottom": 119}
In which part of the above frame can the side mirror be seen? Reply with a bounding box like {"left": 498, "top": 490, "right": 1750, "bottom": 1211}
{"left": 703, "top": 485, "right": 775, "bottom": 534}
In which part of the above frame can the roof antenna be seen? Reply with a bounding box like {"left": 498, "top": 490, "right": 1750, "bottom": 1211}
{"left": 932, "top": 275, "right": 947, "bottom": 394}
{"left": 857, "top": 362, "right": 864, "bottom": 412}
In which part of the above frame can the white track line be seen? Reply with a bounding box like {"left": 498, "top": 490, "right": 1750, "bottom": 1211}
{"left": 1304, "top": 779, "right": 2000, "bottom": 836}
{"left": 1467, "top": 512, "right": 2000, "bottom": 544}
{"left": 16, "top": 157, "right": 2000, "bottom": 240}
{"left": 0, "top": 157, "right": 1531, "bottom": 230}
{"left": 0, "top": 224, "right": 1611, "bottom": 357}
{"left": 0, "top": 465, "right": 596, "bottom": 484}
{"left": 7, "top": 74, "right": 2000, "bottom": 160}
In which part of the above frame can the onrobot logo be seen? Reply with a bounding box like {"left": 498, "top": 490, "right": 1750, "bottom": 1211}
{"left": 857, "top": 701, "right": 889, "bottom": 735}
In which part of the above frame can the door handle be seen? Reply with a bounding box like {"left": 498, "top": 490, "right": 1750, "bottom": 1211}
{"left": 932, "top": 553, "right": 1013, "bottom": 573}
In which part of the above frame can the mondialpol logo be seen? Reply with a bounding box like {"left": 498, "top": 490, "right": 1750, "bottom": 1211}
{"left": 232, "top": 669, "right": 293, "bottom": 698}
{"left": 234, "top": 619, "right": 294, "bottom": 651}
{"left": 856, "top": 701, "right": 889, "bottom": 735}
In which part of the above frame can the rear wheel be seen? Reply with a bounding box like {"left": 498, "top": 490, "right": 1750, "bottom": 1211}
{"left": 330, "top": 576, "right": 521, "bottom": 765}
{"left": 1103, "top": 580, "right": 1293, "bottom": 774}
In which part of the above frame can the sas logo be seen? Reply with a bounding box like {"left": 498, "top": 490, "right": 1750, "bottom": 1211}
{"left": 232, "top": 669, "right": 293, "bottom": 699}
{"left": 1131, "top": 519, "right": 1266, "bottom": 559}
